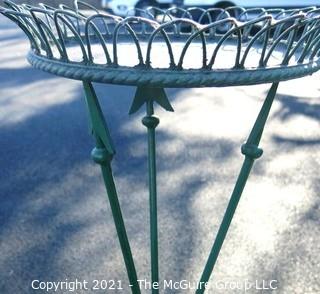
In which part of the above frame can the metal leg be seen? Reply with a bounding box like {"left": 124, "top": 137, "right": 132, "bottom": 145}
{"left": 82, "top": 82, "right": 141, "bottom": 294}
{"left": 196, "top": 83, "right": 279, "bottom": 294}
{"left": 142, "top": 100, "right": 160, "bottom": 294}
{"left": 129, "top": 86, "right": 174, "bottom": 294}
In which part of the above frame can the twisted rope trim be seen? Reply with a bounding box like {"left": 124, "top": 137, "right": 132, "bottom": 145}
{"left": 28, "top": 51, "right": 320, "bottom": 88}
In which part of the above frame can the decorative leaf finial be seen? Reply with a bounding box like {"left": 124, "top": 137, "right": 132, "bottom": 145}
{"left": 129, "top": 86, "right": 174, "bottom": 115}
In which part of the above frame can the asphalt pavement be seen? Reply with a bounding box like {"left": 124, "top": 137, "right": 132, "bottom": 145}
{"left": 0, "top": 16, "right": 320, "bottom": 294}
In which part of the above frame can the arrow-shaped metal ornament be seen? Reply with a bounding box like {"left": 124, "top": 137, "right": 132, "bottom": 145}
{"left": 129, "top": 86, "right": 174, "bottom": 115}
{"left": 82, "top": 81, "right": 115, "bottom": 156}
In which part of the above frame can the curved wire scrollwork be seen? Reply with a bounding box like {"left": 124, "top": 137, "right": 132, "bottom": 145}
{"left": 2, "top": 0, "right": 320, "bottom": 72}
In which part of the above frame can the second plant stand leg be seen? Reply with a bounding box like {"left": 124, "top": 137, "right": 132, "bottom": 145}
{"left": 129, "top": 86, "right": 174, "bottom": 294}
{"left": 142, "top": 100, "right": 160, "bottom": 294}
{"left": 196, "top": 83, "right": 279, "bottom": 294}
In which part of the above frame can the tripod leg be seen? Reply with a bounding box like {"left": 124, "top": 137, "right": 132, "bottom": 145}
{"left": 82, "top": 82, "right": 140, "bottom": 294}
{"left": 196, "top": 83, "right": 279, "bottom": 294}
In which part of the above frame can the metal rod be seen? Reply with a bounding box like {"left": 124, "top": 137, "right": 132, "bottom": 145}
{"left": 82, "top": 82, "right": 141, "bottom": 294}
{"left": 196, "top": 157, "right": 254, "bottom": 294}
{"left": 99, "top": 155, "right": 141, "bottom": 294}
{"left": 142, "top": 100, "right": 160, "bottom": 294}
{"left": 196, "top": 83, "right": 279, "bottom": 294}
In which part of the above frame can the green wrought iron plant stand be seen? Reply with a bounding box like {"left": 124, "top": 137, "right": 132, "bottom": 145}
{"left": 2, "top": 1, "right": 320, "bottom": 293}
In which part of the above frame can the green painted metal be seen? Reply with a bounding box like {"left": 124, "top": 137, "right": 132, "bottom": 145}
{"left": 142, "top": 100, "right": 160, "bottom": 294}
{"left": 130, "top": 85, "right": 174, "bottom": 293}
{"left": 82, "top": 82, "right": 115, "bottom": 156}
{"left": 3, "top": 3, "right": 320, "bottom": 88}
{"left": 1, "top": 1, "right": 319, "bottom": 293}
{"left": 129, "top": 86, "right": 174, "bottom": 114}
{"left": 83, "top": 81, "right": 141, "bottom": 294}
{"left": 196, "top": 82, "right": 279, "bottom": 294}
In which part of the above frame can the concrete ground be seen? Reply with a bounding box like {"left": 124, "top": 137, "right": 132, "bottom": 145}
{"left": 0, "top": 16, "right": 319, "bottom": 294}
